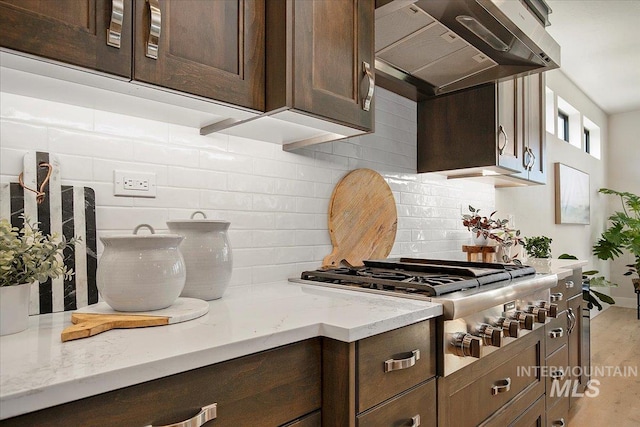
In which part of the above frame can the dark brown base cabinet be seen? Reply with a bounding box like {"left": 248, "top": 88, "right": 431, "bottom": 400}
{"left": 3, "top": 339, "right": 322, "bottom": 427}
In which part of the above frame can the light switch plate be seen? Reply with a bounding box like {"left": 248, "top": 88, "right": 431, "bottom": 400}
{"left": 114, "top": 170, "right": 157, "bottom": 197}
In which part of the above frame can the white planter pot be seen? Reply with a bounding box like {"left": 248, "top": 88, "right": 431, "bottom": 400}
{"left": 0, "top": 283, "right": 31, "bottom": 336}
{"left": 97, "top": 224, "right": 186, "bottom": 312}
{"left": 472, "top": 232, "right": 490, "bottom": 246}
{"left": 527, "top": 258, "right": 552, "bottom": 273}
{"left": 167, "top": 211, "right": 233, "bottom": 300}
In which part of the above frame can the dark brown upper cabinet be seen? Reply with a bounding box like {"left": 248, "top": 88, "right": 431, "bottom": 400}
{"left": 264, "top": 0, "right": 374, "bottom": 134}
{"left": 133, "top": 0, "right": 265, "bottom": 111}
{"left": 417, "top": 73, "right": 546, "bottom": 186}
{"left": 0, "top": 0, "right": 133, "bottom": 78}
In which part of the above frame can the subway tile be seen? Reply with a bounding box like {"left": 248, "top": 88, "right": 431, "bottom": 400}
{"left": 57, "top": 154, "right": 93, "bottom": 181}
{"left": 0, "top": 120, "right": 48, "bottom": 151}
{"left": 252, "top": 158, "right": 297, "bottom": 179}
{"left": 168, "top": 167, "right": 227, "bottom": 191}
{"left": 233, "top": 248, "right": 276, "bottom": 267}
{"left": 220, "top": 211, "right": 275, "bottom": 230}
{"left": 95, "top": 110, "right": 169, "bottom": 143}
{"left": 95, "top": 206, "right": 169, "bottom": 231}
{"left": 294, "top": 230, "right": 331, "bottom": 246}
{"left": 226, "top": 230, "right": 253, "bottom": 249}
{"left": 274, "top": 179, "right": 315, "bottom": 197}
{"left": 227, "top": 173, "right": 275, "bottom": 194}
{"left": 133, "top": 141, "right": 199, "bottom": 168}
{"left": 296, "top": 197, "right": 327, "bottom": 214}
{"left": 228, "top": 267, "right": 252, "bottom": 287}
{"left": 273, "top": 246, "right": 316, "bottom": 264}
{"left": 252, "top": 194, "right": 297, "bottom": 212}
{"left": 252, "top": 230, "right": 296, "bottom": 248}
{"left": 133, "top": 187, "right": 200, "bottom": 209}
{"left": 275, "top": 213, "right": 324, "bottom": 230}
{"left": 49, "top": 128, "right": 134, "bottom": 161}
{"left": 91, "top": 182, "right": 134, "bottom": 207}
{"left": 228, "top": 134, "right": 276, "bottom": 158}
{"left": 0, "top": 93, "right": 94, "bottom": 131}
{"left": 0, "top": 147, "right": 27, "bottom": 176}
{"left": 296, "top": 164, "right": 333, "bottom": 183}
{"left": 200, "top": 150, "right": 253, "bottom": 174}
{"left": 92, "top": 159, "right": 168, "bottom": 186}
{"left": 169, "top": 124, "right": 227, "bottom": 150}
{"left": 200, "top": 190, "right": 252, "bottom": 211}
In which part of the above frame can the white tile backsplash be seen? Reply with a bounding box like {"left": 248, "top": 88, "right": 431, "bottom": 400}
{"left": 0, "top": 88, "right": 495, "bottom": 285}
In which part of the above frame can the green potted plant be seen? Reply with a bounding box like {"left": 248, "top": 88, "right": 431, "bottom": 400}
{"left": 462, "top": 206, "right": 522, "bottom": 263}
{"left": 592, "top": 188, "right": 640, "bottom": 294}
{"left": 523, "top": 236, "right": 553, "bottom": 272}
{"left": 0, "top": 216, "right": 76, "bottom": 335}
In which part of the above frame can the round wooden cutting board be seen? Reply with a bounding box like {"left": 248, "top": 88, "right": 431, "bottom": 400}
{"left": 323, "top": 169, "right": 397, "bottom": 268}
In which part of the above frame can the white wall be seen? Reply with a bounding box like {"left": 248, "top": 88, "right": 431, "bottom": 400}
{"left": 0, "top": 86, "right": 494, "bottom": 287}
{"left": 606, "top": 109, "right": 640, "bottom": 306}
{"left": 496, "top": 70, "right": 612, "bottom": 310}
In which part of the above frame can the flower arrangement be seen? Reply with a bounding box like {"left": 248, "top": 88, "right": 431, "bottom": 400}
{"left": 462, "top": 205, "right": 522, "bottom": 263}
{"left": 0, "top": 216, "right": 76, "bottom": 287}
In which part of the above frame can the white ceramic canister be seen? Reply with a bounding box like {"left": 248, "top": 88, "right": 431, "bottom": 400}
{"left": 97, "top": 224, "right": 186, "bottom": 311}
{"left": 167, "top": 211, "right": 233, "bottom": 300}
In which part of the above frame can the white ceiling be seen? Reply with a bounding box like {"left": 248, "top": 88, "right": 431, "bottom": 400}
{"left": 544, "top": 0, "right": 640, "bottom": 115}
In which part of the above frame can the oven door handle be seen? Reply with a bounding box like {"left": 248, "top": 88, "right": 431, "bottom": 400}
{"left": 384, "top": 349, "right": 420, "bottom": 372}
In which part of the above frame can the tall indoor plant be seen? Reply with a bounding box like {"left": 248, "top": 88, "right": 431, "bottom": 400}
{"left": 0, "top": 217, "right": 75, "bottom": 335}
{"left": 592, "top": 189, "right": 640, "bottom": 293}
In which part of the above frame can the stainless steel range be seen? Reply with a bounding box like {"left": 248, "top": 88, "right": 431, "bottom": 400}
{"left": 291, "top": 258, "right": 558, "bottom": 376}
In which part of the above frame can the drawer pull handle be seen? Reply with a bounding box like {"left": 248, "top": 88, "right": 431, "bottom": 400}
{"left": 384, "top": 349, "right": 420, "bottom": 372}
{"left": 146, "top": 403, "right": 217, "bottom": 427}
{"left": 107, "top": 0, "right": 124, "bottom": 48}
{"left": 362, "top": 61, "right": 375, "bottom": 111}
{"left": 498, "top": 125, "right": 508, "bottom": 155}
{"left": 567, "top": 308, "right": 577, "bottom": 333}
{"left": 491, "top": 377, "right": 511, "bottom": 395}
{"left": 408, "top": 414, "right": 421, "bottom": 427}
{"left": 552, "top": 418, "right": 566, "bottom": 427}
{"left": 549, "top": 327, "right": 564, "bottom": 338}
{"left": 551, "top": 369, "right": 565, "bottom": 380}
{"left": 565, "top": 280, "right": 574, "bottom": 289}
{"left": 550, "top": 292, "right": 563, "bottom": 302}
{"left": 146, "top": 0, "right": 161, "bottom": 59}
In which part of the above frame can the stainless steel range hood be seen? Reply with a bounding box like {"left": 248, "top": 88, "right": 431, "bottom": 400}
{"left": 375, "top": 0, "right": 560, "bottom": 96}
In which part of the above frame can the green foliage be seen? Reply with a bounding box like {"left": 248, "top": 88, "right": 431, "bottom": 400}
{"left": 523, "top": 236, "right": 552, "bottom": 258}
{"left": 559, "top": 253, "right": 617, "bottom": 311}
{"left": 0, "top": 216, "right": 76, "bottom": 287}
{"left": 593, "top": 188, "right": 640, "bottom": 278}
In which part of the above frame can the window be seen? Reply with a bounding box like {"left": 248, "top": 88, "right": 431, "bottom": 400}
{"left": 558, "top": 111, "right": 569, "bottom": 142}
{"left": 584, "top": 128, "right": 591, "bottom": 153}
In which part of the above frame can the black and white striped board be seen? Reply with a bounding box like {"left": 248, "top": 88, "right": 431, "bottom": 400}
{"left": 0, "top": 151, "right": 97, "bottom": 314}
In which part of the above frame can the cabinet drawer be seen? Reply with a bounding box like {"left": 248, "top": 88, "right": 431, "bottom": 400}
{"left": 511, "top": 395, "right": 545, "bottom": 427}
{"left": 545, "top": 313, "right": 569, "bottom": 356}
{"left": 445, "top": 331, "right": 543, "bottom": 427}
{"left": 551, "top": 270, "right": 581, "bottom": 303}
{"left": 357, "top": 379, "right": 437, "bottom": 427}
{"left": 546, "top": 393, "right": 569, "bottom": 427}
{"left": 545, "top": 344, "right": 569, "bottom": 409}
{"left": 357, "top": 320, "right": 436, "bottom": 412}
{"left": 283, "top": 410, "right": 321, "bottom": 427}
{"left": 4, "top": 339, "right": 321, "bottom": 427}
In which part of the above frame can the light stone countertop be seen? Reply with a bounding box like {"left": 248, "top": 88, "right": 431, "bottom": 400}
{"left": 527, "top": 258, "right": 588, "bottom": 279}
{"left": 0, "top": 280, "right": 442, "bottom": 420}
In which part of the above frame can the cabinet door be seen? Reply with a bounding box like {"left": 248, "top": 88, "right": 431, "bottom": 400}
{"left": 567, "top": 294, "right": 582, "bottom": 408}
{"left": 0, "top": 0, "right": 132, "bottom": 77}
{"left": 525, "top": 73, "right": 546, "bottom": 184}
{"left": 497, "top": 78, "right": 527, "bottom": 178}
{"left": 292, "top": 0, "right": 374, "bottom": 131}
{"left": 133, "top": 0, "right": 264, "bottom": 110}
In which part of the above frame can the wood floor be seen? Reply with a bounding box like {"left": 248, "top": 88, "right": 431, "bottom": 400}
{"left": 568, "top": 307, "right": 640, "bottom": 426}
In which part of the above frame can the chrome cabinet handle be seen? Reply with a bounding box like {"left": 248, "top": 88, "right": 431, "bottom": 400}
{"left": 384, "top": 349, "right": 420, "bottom": 372}
{"left": 552, "top": 418, "right": 566, "bottom": 427}
{"left": 107, "top": 0, "right": 124, "bottom": 48}
{"left": 565, "top": 280, "right": 575, "bottom": 289}
{"left": 549, "top": 327, "right": 564, "bottom": 338}
{"left": 146, "top": 0, "right": 161, "bottom": 59}
{"left": 527, "top": 147, "right": 536, "bottom": 170}
{"left": 551, "top": 369, "right": 565, "bottom": 380}
{"left": 498, "top": 125, "right": 508, "bottom": 155}
{"left": 362, "top": 61, "right": 375, "bottom": 111}
{"left": 550, "top": 292, "right": 563, "bottom": 302}
{"left": 567, "top": 308, "right": 577, "bottom": 333}
{"left": 145, "top": 403, "right": 217, "bottom": 427}
{"left": 491, "top": 377, "right": 511, "bottom": 395}
{"left": 408, "top": 415, "right": 421, "bottom": 427}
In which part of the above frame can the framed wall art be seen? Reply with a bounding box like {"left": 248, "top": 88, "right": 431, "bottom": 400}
{"left": 555, "top": 163, "right": 590, "bottom": 225}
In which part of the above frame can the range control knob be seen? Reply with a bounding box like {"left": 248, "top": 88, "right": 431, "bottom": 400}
{"left": 478, "top": 324, "right": 502, "bottom": 347}
{"left": 451, "top": 333, "right": 482, "bottom": 358}
{"left": 526, "top": 305, "right": 548, "bottom": 323}
{"left": 496, "top": 317, "right": 519, "bottom": 338}
{"left": 537, "top": 301, "right": 558, "bottom": 318}
{"left": 510, "top": 311, "right": 535, "bottom": 330}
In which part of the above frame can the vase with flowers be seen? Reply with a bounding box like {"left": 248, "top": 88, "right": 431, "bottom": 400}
{"left": 462, "top": 205, "right": 523, "bottom": 263}
{"left": 0, "top": 216, "right": 76, "bottom": 335}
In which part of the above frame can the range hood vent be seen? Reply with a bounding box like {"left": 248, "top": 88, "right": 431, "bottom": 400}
{"left": 375, "top": 0, "right": 560, "bottom": 97}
